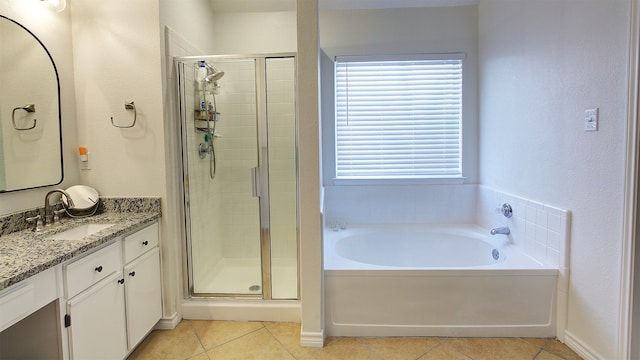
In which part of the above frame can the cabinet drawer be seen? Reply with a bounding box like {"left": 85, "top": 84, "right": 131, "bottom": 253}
{"left": 65, "top": 241, "right": 122, "bottom": 298}
{"left": 124, "top": 222, "right": 158, "bottom": 263}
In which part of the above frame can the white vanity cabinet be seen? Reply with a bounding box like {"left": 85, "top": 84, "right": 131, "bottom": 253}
{"left": 123, "top": 223, "right": 162, "bottom": 349}
{"left": 64, "top": 221, "right": 161, "bottom": 360}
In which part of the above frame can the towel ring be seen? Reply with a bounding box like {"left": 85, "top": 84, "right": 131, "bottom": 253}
{"left": 11, "top": 104, "right": 37, "bottom": 130}
{"left": 110, "top": 101, "right": 136, "bottom": 128}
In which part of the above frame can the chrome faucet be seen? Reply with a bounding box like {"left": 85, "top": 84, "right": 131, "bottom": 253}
{"left": 44, "top": 189, "right": 74, "bottom": 226}
{"left": 490, "top": 226, "right": 510, "bottom": 235}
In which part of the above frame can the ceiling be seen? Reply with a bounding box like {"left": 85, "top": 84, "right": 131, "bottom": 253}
{"left": 209, "top": 0, "right": 478, "bottom": 13}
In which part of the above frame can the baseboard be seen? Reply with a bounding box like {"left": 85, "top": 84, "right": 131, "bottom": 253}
{"left": 564, "top": 330, "right": 604, "bottom": 360}
{"left": 300, "top": 329, "right": 325, "bottom": 348}
{"left": 154, "top": 312, "right": 181, "bottom": 330}
{"left": 182, "top": 299, "right": 301, "bottom": 323}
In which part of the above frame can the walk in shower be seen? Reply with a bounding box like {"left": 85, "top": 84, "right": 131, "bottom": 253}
{"left": 176, "top": 54, "right": 298, "bottom": 301}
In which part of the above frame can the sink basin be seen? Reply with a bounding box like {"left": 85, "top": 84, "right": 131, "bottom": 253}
{"left": 46, "top": 224, "right": 115, "bottom": 240}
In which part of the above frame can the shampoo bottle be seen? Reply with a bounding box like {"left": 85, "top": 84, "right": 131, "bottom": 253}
{"left": 196, "top": 61, "right": 207, "bottom": 84}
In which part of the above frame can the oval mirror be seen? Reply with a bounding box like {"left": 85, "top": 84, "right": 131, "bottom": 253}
{"left": 0, "top": 15, "right": 63, "bottom": 192}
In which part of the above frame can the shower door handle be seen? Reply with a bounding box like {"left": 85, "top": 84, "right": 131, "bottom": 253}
{"left": 251, "top": 167, "right": 260, "bottom": 197}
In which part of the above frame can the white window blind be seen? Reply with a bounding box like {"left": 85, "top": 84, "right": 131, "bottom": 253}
{"left": 335, "top": 55, "right": 463, "bottom": 179}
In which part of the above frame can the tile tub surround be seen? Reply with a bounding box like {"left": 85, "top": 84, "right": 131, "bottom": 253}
{"left": 476, "top": 186, "right": 570, "bottom": 270}
{"left": 0, "top": 197, "right": 161, "bottom": 290}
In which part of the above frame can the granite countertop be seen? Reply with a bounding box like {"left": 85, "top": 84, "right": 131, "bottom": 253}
{"left": 0, "top": 197, "right": 161, "bottom": 291}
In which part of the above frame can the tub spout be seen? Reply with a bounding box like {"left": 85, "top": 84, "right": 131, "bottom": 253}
{"left": 490, "top": 226, "right": 510, "bottom": 235}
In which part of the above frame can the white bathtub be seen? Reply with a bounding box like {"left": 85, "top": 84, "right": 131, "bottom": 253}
{"left": 324, "top": 224, "right": 558, "bottom": 337}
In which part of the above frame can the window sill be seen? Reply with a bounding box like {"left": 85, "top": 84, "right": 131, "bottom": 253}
{"left": 331, "top": 177, "right": 467, "bottom": 186}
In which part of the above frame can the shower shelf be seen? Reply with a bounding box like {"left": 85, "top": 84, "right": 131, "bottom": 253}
{"left": 194, "top": 110, "right": 220, "bottom": 121}
{"left": 194, "top": 111, "right": 220, "bottom": 132}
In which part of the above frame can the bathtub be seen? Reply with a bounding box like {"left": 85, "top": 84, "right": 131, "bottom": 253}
{"left": 324, "top": 224, "right": 558, "bottom": 337}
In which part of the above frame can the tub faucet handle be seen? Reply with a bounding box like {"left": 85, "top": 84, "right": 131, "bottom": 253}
{"left": 500, "top": 203, "right": 513, "bottom": 218}
{"left": 490, "top": 226, "right": 510, "bottom": 235}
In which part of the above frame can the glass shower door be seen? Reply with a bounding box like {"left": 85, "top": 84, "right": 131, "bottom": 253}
{"left": 179, "top": 58, "right": 263, "bottom": 296}
{"left": 266, "top": 57, "right": 298, "bottom": 299}
{"left": 178, "top": 54, "right": 298, "bottom": 300}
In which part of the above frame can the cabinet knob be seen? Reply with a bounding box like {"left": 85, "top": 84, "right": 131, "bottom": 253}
{"left": 118, "top": 279, "right": 125, "bottom": 285}
{"left": 95, "top": 266, "right": 103, "bottom": 273}
{"left": 129, "top": 271, "right": 136, "bottom": 277}
{"left": 142, "top": 241, "right": 149, "bottom": 246}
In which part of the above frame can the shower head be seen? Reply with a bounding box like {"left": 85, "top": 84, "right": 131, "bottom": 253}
{"left": 204, "top": 70, "right": 225, "bottom": 83}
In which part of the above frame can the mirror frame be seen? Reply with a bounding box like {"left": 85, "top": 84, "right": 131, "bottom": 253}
{"left": 0, "top": 14, "right": 64, "bottom": 193}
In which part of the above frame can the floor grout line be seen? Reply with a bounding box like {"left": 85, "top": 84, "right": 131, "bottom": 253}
{"left": 189, "top": 320, "right": 267, "bottom": 354}
{"left": 352, "top": 338, "right": 388, "bottom": 360}
{"left": 184, "top": 320, "right": 210, "bottom": 359}
{"left": 413, "top": 338, "right": 446, "bottom": 360}
{"left": 263, "top": 322, "right": 300, "bottom": 360}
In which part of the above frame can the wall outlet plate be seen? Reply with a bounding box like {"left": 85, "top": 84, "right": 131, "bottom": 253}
{"left": 585, "top": 108, "right": 598, "bottom": 132}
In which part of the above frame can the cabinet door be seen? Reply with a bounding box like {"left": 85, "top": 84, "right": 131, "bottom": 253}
{"left": 67, "top": 271, "right": 127, "bottom": 360}
{"left": 124, "top": 247, "right": 162, "bottom": 349}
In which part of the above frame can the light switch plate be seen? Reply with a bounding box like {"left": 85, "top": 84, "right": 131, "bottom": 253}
{"left": 585, "top": 108, "right": 598, "bottom": 132}
{"left": 80, "top": 153, "right": 91, "bottom": 170}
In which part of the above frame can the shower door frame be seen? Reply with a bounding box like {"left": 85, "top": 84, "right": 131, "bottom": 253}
{"left": 175, "top": 53, "right": 299, "bottom": 300}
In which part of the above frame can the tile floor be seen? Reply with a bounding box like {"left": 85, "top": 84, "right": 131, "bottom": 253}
{"left": 128, "top": 320, "right": 583, "bottom": 360}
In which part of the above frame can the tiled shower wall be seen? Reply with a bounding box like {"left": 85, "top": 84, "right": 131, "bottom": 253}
{"left": 214, "top": 59, "right": 261, "bottom": 259}
{"left": 165, "top": 27, "right": 222, "bottom": 285}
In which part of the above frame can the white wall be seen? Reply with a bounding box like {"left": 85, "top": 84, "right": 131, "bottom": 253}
{"left": 319, "top": 5, "right": 479, "bottom": 189}
{"left": 0, "top": 0, "right": 80, "bottom": 215}
{"left": 211, "top": 11, "right": 297, "bottom": 54}
{"left": 297, "top": 0, "right": 323, "bottom": 346}
{"left": 478, "top": 1, "right": 630, "bottom": 358}
{"left": 71, "top": 0, "right": 166, "bottom": 197}
{"left": 69, "top": 0, "right": 176, "bottom": 321}
{"left": 160, "top": 0, "right": 217, "bottom": 54}
{"left": 319, "top": 6, "right": 479, "bottom": 228}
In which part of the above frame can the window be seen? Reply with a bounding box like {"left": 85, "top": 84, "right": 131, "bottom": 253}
{"left": 334, "top": 54, "right": 464, "bottom": 180}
